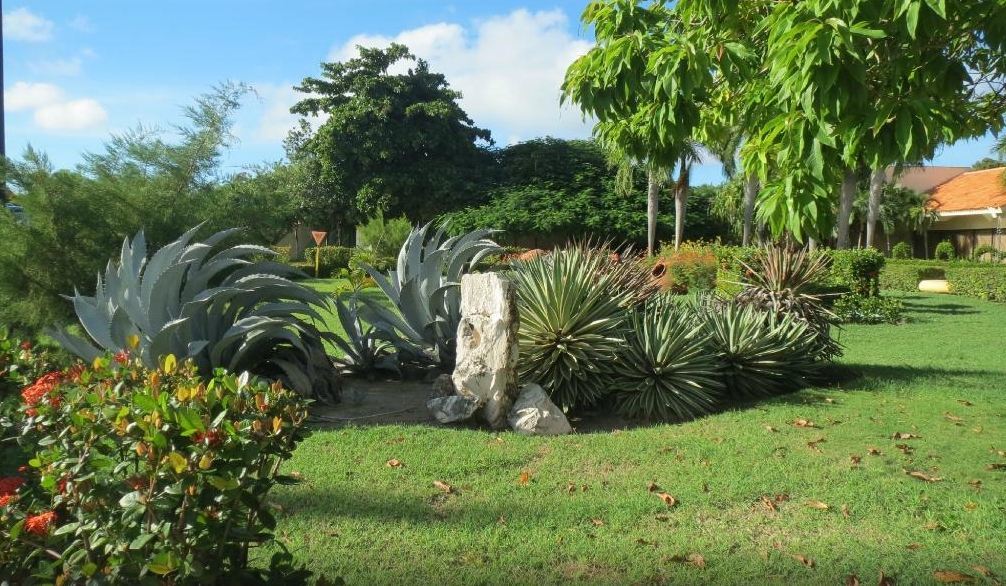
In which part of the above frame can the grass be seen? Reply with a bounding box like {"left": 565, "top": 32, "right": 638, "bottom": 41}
{"left": 271, "top": 292, "right": 1005, "bottom": 584}
{"left": 301, "top": 278, "right": 391, "bottom": 354}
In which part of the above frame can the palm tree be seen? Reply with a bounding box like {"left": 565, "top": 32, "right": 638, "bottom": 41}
{"left": 672, "top": 140, "right": 702, "bottom": 250}
{"left": 605, "top": 147, "right": 671, "bottom": 257}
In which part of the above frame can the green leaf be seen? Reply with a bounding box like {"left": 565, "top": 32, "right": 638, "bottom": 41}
{"left": 905, "top": 2, "right": 921, "bottom": 38}
{"left": 924, "top": 0, "right": 946, "bottom": 18}
{"left": 148, "top": 551, "right": 180, "bottom": 575}
{"left": 206, "top": 475, "right": 240, "bottom": 491}
{"left": 175, "top": 407, "right": 205, "bottom": 433}
{"left": 168, "top": 451, "right": 188, "bottom": 474}
{"left": 129, "top": 532, "right": 156, "bottom": 550}
{"left": 132, "top": 394, "right": 158, "bottom": 413}
{"left": 849, "top": 24, "right": 886, "bottom": 38}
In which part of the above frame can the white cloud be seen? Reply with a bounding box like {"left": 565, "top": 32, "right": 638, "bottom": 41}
{"left": 3, "top": 7, "right": 54, "bottom": 42}
{"left": 6, "top": 81, "right": 107, "bottom": 132}
{"left": 68, "top": 15, "right": 94, "bottom": 33}
{"left": 253, "top": 83, "right": 303, "bottom": 142}
{"left": 5, "top": 81, "right": 64, "bottom": 111}
{"left": 34, "top": 98, "right": 108, "bottom": 131}
{"left": 283, "top": 9, "right": 594, "bottom": 144}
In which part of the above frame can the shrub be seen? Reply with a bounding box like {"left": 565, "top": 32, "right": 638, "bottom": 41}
{"left": 946, "top": 266, "right": 1006, "bottom": 302}
{"left": 891, "top": 242, "right": 912, "bottom": 260}
{"left": 356, "top": 214, "right": 413, "bottom": 260}
{"left": 611, "top": 299, "right": 724, "bottom": 421}
{"left": 880, "top": 260, "right": 945, "bottom": 292}
{"left": 735, "top": 247, "right": 842, "bottom": 361}
{"left": 833, "top": 294, "right": 905, "bottom": 324}
{"left": 513, "top": 244, "right": 655, "bottom": 411}
{"left": 50, "top": 227, "right": 341, "bottom": 403}
{"left": 973, "top": 244, "right": 1000, "bottom": 262}
{"left": 698, "top": 300, "right": 821, "bottom": 398}
{"left": 827, "top": 248, "right": 885, "bottom": 297}
{"left": 934, "top": 240, "right": 956, "bottom": 260}
{"left": 303, "top": 245, "right": 353, "bottom": 278}
{"left": 0, "top": 357, "right": 310, "bottom": 583}
{"left": 651, "top": 246, "right": 718, "bottom": 294}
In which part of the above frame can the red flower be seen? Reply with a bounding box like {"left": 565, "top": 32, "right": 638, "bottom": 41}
{"left": 25, "top": 511, "right": 57, "bottom": 535}
{"left": 113, "top": 350, "right": 130, "bottom": 365}
{"left": 57, "top": 476, "right": 69, "bottom": 494}
{"left": 192, "top": 429, "right": 223, "bottom": 447}
{"left": 0, "top": 494, "right": 15, "bottom": 507}
{"left": 19, "top": 340, "right": 33, "bottom": 351}
{"left": 66, "top": 363, "right": 86, "bottom": 383}
{"left": 0, "top": 476, "right": 25, "bottom": 497}
{"left": 21, "top": 371, "right": 64, "bottom": 413}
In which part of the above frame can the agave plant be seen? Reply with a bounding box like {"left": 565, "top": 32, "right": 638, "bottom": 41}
{"left": 49, "top": 226, "right": 341, "bottom": 403}
{"left": 611, "top": 299, "right": 724, "bottom": 421}
{"left": 735, "top": 246, "right": 842, "bottom": 361}
{"left": 697, "top": 298, "right": 820, "bottom": 398}
{"left": 330, "top": 292, "right": 398, "bottom": 376}
{"left": 513, "top": 244, "right": 652, "bottom": 411}
{"left": 357, "top": 223, "right": 501, "bottom": 367}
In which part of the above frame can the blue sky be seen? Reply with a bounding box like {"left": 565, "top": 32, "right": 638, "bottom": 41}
{"left": 3, "top": 1, "right": 1001, "bottom": 186}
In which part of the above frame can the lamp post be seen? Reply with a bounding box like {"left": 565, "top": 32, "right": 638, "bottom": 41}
{"left": 311, "top": 230, "right": 327, "bottom": 278}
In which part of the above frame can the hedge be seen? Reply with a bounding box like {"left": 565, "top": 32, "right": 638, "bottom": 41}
{"left": 881, "top": 260, "right": 1006, "bottom": 301}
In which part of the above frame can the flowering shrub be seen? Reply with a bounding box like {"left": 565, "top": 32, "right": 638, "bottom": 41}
{"left": 1, "top": 354, "right": 312, "bottom": 584}
{"left": 652, "top": 245, "right": 718, "bottom": 294}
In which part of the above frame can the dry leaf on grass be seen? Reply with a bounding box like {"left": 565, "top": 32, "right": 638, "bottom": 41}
{"left": 878, "top": 571, "right": 895, "bottom": 585}
{"left": 971, "top": 566, "right": 993, "bottom": 577}
{"left": 656, "top": 492, "right": 677, "bottom": 507}
{"left": 895, "top": 444, "right": 914, "bottom": 455}
{"left": 791, "top": 554, "right": 815, "bottom": 567}
{"left": 964, "top": 502, "right": 978, "bottom": 511}
{"left": 807, "top": 438, "right": 827, "bottom": 452}
{"left": 518, "top": 470, "right": 532, "bottom": 485}
{"left": 923, "top": 521, "right": 944, "bottom": 531}
{"left": 806, "top": 500, "right": 830, "bottom": 510}
{"left": 765, "top": 425, "right": 779, "bottom": 432}
{"left": 906, "top": 542, "right": 923, "bottom": 550}
{"left": 906, "top": 470, "right": 942, "bottom": 482}
{"left": 850, "top": 455, "right": 862, "bottom": 465}
{"left": 760, "top": 496, "right": 777, "bottom": 512}
{"left": 933, "top": 570, "right": 975, "bottom": 583}
{"left": 647, "top": 481, "right": 660, "bottom": 492}
{"left": 792, "top": 419, "right": 817, "bottom": 428}
{"left": 385, "top": 459, "right": 403, "bottom": 468}
{"left": 590, "top": 518, "right": 604, "bottom": 527}
{"left": 957, "top": 399, "right": 973, "bottom": 406}
{"left": 986, "top": 463, "right": 1006, "bottom": 471}
{"left": 867, "top": 447, "right": 881, "bottom": 456}
{"left": 669, "top": 553, "right": 705, "bottom": 568}
{"left": 892, "top": 432, "right": 921, "bottom": 440}
{"left": 841, "top": 503, "right": 850, "bottom": 518}
{"left": 968, "top": 479, "right": 982, "bottom": 490}
{"left": 433, "top": 480, "right": 453, "bottom": 494}
{"left": 845, "top": 575, "right": 860, "bottom": 586}
{"left": 944, "top": 412, "right": 963, "bottom": 423}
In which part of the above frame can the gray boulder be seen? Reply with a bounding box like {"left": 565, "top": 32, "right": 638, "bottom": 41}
{"left": 427, "top": 395, "right": 479, "bottom": 424}
{"left": 507, "top": 384, "right": 572, "bottom": 435}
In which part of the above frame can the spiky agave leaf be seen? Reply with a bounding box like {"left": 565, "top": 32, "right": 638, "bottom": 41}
{"left": 331, "top": 293, "right": 399, "bottom": 375}
{"left": 513, "top": 245, "right": 641, "bottom": 411}
{"left": 49, "top": 226, "right": 340, "bottom": 403}
{"left": 611, "top": 301, "right": 724, "bottom": 421}
{"left": 697, "top": 300, "right": 820, "bottom": 398}
{"left": 359, "top": 222, "right": 501, "bottom": 367}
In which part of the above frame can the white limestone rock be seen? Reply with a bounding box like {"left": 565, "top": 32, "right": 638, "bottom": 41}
{"left": 507, "top": 383, "right": 572, "bottom": 436}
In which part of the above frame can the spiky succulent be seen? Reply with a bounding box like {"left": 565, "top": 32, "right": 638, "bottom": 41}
{"left": 611, "top": 299, "right": 724, "bottom": 421}
{"left": 49, "top": 226, "right": 341, "bottom": 403}
{"left": 735, "top": 246, "right": 842, "bottom": 361}
{"left": 697, "top": 299, "right": 820, "bottom": 398}
{"left": 330, "top": 292, "right": 398, "bottom": 376}
{"left": 513, "top": 244, "right": 650, "bottom": 411}
{"left": 358, "top": 223, "right": 501, "bottom": 367}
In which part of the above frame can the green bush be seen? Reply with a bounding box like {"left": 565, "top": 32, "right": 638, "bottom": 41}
{"left": 356, "top": 214, "right": 413, "bottom": 260}
{"left": 827, "top": 248, "right": 885, "bottom": 297}
{"left": 946, "top": 266, "right": 1006, "bottom": 302}
{"left": 304, "top": 245, "right": 353, "bottom": 277}
{"left": 833, "top": 294, "right": 905, "bottom": 324}
{"left": 934, "top": 240, "right": 956, "bottom": 260}
{"left": 973, "top": 244, "right": 1000, "bottom": 262}
{"left": 880, "top": 260, "right": 945, "bottom": 292}
{"left": 891, "top": 242, "right": 911, "bottom": 260}
{"left": 1, "top": 356, "right": 310, "bottom": 583}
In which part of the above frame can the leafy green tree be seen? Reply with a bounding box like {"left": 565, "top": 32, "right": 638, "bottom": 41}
{"left": 972, "top": 156, "right": 1005, "bottom": 170}
{"left": 289, "top": 44, "right": 493, "bottom": 227}
{"left": 206, "top": 162, "right": 301, "bottom": 246}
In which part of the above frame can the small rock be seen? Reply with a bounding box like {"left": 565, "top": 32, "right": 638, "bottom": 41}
{"left": 430, "top": 374, "right": 456, "bottom": 399}
{"left": 507, "top": 384, "right": 572, "bottom": 436}
{"left": 427, "top": 395, "right": 479, "bottom": 424}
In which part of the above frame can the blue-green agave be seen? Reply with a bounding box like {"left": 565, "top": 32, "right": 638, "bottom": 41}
{"left": 49, "top": 226, "right": 341, "bottom": 403}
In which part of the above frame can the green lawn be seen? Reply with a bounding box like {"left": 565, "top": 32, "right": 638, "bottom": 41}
{"left": 272, "top": 292, "right": 1005, "bottom": 584}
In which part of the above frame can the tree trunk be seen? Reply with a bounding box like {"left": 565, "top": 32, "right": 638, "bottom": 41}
{"left": 646, "top": 169, "right": 660, "bottom": 257}
{"left": 866, "top": 167, "right": 885, "bottom": 249}
{"left": 674, "top": 164, "right": 691, "bottom": 251}
{"left": 742, "top": 174, "right": 759, "bottom": 247}
{"left": 836, "top": 168, "right": 857, "bottom": 249}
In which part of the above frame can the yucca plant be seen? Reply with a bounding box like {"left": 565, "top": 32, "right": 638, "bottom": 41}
{"left": 49, "top": 225, "right": 341, "bottom": 403}
{"left": 358, "top": 222, "right": 501, "bottom": 367}
{"left": 697, "top": 298, "right": 820, "bottom": 398}
{"left": 611, "top": 299, "right": 724, "bottom": 421}
{"left": 513, "top": 244, "right": 650, "bottom": 411}
{"left": 735, "top": 246, "right": 842, "bottom": 361}
{"left": 331, "top": 292, "right": 399, "bottom": 376}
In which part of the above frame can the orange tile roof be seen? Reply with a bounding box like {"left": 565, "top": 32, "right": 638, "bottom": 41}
{"left": 926, "top": 167, "right": 1006, "bottom": 212}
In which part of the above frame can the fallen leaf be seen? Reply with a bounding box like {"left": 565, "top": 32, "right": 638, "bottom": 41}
{"left": 806, "top": 500, "right": 830, "bottom": 510}
{"left": 791, "top": 554, "right": 815, "bottom": 568}
{"left": 636, "top": 538, "right": 654, "bottom": 546}
{"left": 760, "top": 496, "right": 777, "bottom": 512}
{"left": 590, "top": 518, "right": 604, "bottom": 527}
{"left": 497, "top": 515, "right": 507, "bottom": 525}
{"left": 433, "top": 480, "right": 453, "bottom": 494}
{"left": 867, "top": 447, "right": 881, "bottom": 456}
{"left": 581, "top": 484, "right": 589, "bottom": 492}
{"left": 971, "top": 566, "right": 993, "bottom": 577}
{"left": 807, "top": 437, "right": 827, "bottom": 452}
{"left": 944, "top": 412, "right": 963, "bottom": 423}
{"left": 906, "top": 470, "right": 942, "bottom": 482}
{"left": 841, "top": 503, "right": 850, "bottom": 518}
{"left": 385, "top": 459, "right": 402, "bottom": 468}
{"left": 566, "top": 482, "right": 576, "bottom": 494}
{"left": 669, "top": 553, "right": 705, "bottom": 568}
{"left": 824, "top": 398, "right": 835, "bottom": 404}
{"left": 518, "top": 470, "right": 531, "bottom": 485}
{"left": 846, "top": 575, "right": 860, "bottom": 586}
{"left": 654, "top": 514, "right": 670, "bottom": 522}
{"left": 892, "top": 432, "right": 921, "bottom": 440}
{"left": 895, "top": 444, "right": 914, "bottom": 455}
{"left": 765, "top": 425, "right": 779, "bottom": 432}
{"left": 850, "top": 455, "right": 862, "bottom": 465}
{"left": 878, "top": 571, "right": 895, "bottom": 585}
{"left": 793, "top": 419, "right": 817, "bottom": 428}
{"left": 986, "top": 463, "right": 1006, "bottom": 471}
{"left": 906, "top": 542, "right": 923, "bottom": 550}
{"left": 647, "top": 481, "right": 660, "bottom": 492}
{"left": 657, "top": 492, "right": 677, "bottom": 507}
{"left": 933, "top": 570, "right": 975, "bottom": 583}
{"left": 995, "top": 449, "right": 1005, "bottom": 457}
{"left": 923, "top": 521, "right": 944, "bottom": 531}
{"left": 957, "top": 399, "right": 973, "bottom": 406}
{"left": 964, "top": 501, "right": 978, "bottom": 511}
{"left": 702, "top": 482, "right": 710, "bottom": 493}
{"left": 968, "top": 479, "right": 982, "bottom": 490}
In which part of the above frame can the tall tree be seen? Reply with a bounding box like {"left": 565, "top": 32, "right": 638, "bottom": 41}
{"left": 289, "top": 44, "right": 492, "bottom": 228}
